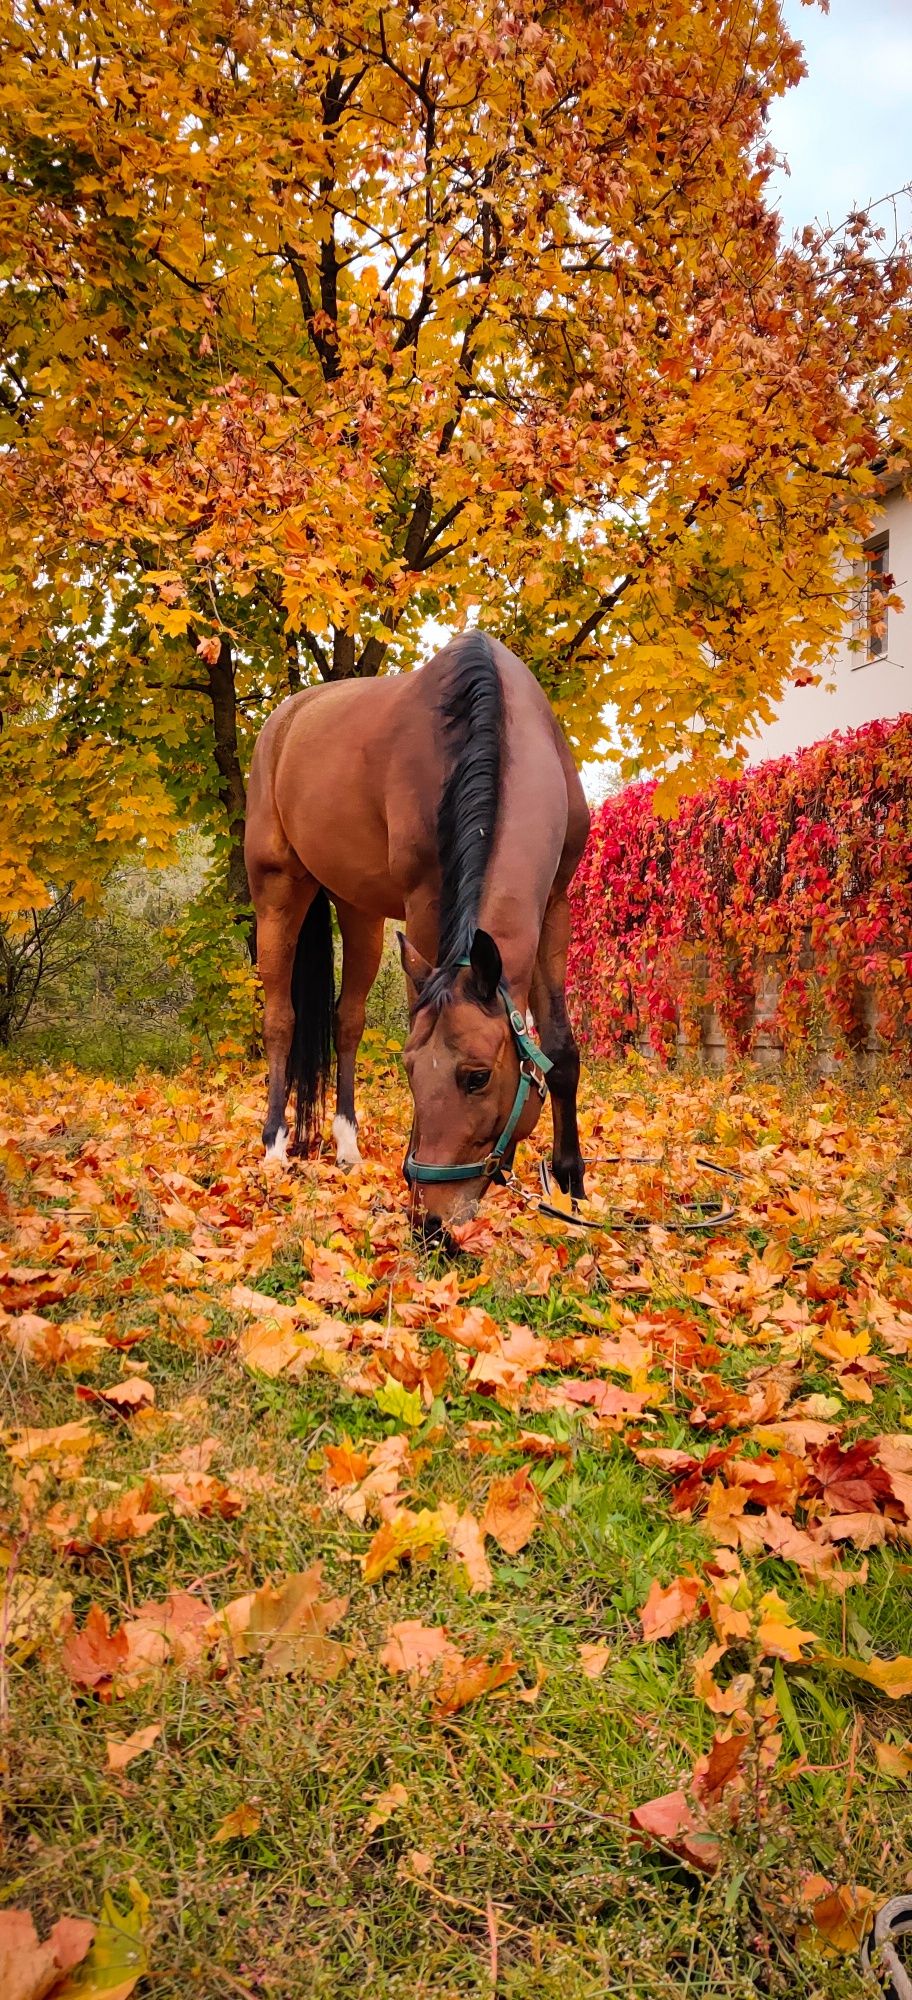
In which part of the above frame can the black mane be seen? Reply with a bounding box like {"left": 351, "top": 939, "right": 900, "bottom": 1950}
{"left": 419, "top": 631, "right": 503, "bottom": 1011}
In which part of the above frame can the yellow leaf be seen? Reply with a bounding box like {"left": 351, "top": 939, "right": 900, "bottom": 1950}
{"left": 106, "top": 1725, "right": 162, "bottom": 1773}
{"left": 213, "top": 1803, "right": 262, "bottom": 1843}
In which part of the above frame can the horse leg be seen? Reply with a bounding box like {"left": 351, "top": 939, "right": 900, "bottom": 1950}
{"left": 531, "top": 891, "right": 586, "bottom": 1198}
{"left": 333, "top": 903, "right": 385, "bottom": 1167}
{"left": 252, "top": 867, "right": 316, "bottom": 1160}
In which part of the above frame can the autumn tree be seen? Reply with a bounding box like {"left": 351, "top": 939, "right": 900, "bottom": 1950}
{"left": 1, "top": 0, "right": 910, "bottom": 946}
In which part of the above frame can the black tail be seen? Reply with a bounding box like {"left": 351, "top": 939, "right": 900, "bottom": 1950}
{"left": 287, "top": 888, "right": 335, "bottom": 1152}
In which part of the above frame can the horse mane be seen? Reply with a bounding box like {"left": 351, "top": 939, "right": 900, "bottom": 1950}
{"left": 420, "top": 631, "right": 503, "bottom": 1009}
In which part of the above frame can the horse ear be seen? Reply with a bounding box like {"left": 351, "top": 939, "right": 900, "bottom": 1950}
{"left": 468, "top": 928, "right": 502, "bottom": 1003}
{"left": 397, "top": 931, "right": 433, "bottom": 994}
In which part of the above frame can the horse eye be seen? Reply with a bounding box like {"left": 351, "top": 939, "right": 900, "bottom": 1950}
{"left": 463, "top": 1069, "right": 492, "bottom": 1095}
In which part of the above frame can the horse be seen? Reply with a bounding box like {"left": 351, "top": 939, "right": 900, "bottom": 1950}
{"left": 244, "top": 630, "right": 590, "bottom": 1231}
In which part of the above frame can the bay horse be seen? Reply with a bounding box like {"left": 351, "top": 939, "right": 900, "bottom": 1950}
{"left": 244, "top": 631, "right": 589, "bottom": 1230}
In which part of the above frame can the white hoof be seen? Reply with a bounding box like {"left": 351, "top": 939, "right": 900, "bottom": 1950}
{"left": 263, "top": 1127, "right": 289, "bottom": 1165}
{"left": 333, "top": 1115, "right": 361, "bottom": 1167}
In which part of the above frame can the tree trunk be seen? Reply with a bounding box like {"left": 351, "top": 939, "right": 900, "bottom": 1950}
{"left": 205, "top": 638, "right": 255, "bottom": 961}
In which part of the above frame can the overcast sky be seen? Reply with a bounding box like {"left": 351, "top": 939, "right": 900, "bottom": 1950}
{"left": 768, "top": 0, "right": 912, "bottom": 236}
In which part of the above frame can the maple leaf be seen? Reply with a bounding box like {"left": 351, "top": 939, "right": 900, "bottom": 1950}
{"left": 83, "top": 1482, "right": 165, "bottom": 1548}
{"left": 379, "top": 1621, "right": 458, "bottom": 1682}
{"left": 1, "top": 1573, "right": 72, "bottom": 1664}
{"left": 77, "top": 1376, "right": 155, "bottom": 1417}
{"left": 692, "top": 1729, "right": 750, "bottom": 1804}
{"left": 0, "top": 1908, "right": 93, "bottom": 2000}
{"left": 208, "top": 1566, "right": 349, "bottom": 1678}
{"left": 53, "top": 1881, "right": 149, "bottom": 1999}
{"left": 480, "top": 1467, "right": 541, "bottom": 1555}
{"left": 755, "top": 1592, "right": 818, "bottom": 1662}
{"left": 431, "top": 1649, "right": 519, "bottom": 1720}
{"left": 106, "top": 1725, "right": 162, "bottom": 1773}
{"left": 820, "top": 1652, "right": 912, "bottom": 1700}
{"left": 578, "top": 1642, "right": 611, "bottom": 1679}
{"left": 153, "top": 1471, "right": 245, "bottom": 1520}
{"left": 439, "top": 1502, "right": 493, "bottom": 1594}
{"left": 213, "top": 1803, "right": 262, "bottom": 1843}
{"left": 639, "top": 1575, "right": 703, "bottom": 1642}
{"left": 6, "top": 1421, "right": 98, "bottom": 1471}
{"left": 799, "top": 1875, "right": 876, "bottom": 1954}
{"left": 61, "top": 1604, "right": 129, "bottom": 1691}
{"left": 363, "top": 1782, "right": 409, "bottom": 1837}
{"left": 324, "top": 1441, "right": 371, "bottom": 1489}
{"left": 630, "top": 1789, "right": 720, "bottom": 1874}
{"left": 362, "top": 1509, "right": 446, "bottom": 1583}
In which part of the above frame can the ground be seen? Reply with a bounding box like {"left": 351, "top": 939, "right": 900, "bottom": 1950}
{"left": 2, "top": 1054, "right": 912, "bottom": 2000}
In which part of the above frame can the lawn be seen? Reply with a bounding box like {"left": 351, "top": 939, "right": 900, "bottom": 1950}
{"left": 2, "top": 1055, "right": 912, "bottom": 1999}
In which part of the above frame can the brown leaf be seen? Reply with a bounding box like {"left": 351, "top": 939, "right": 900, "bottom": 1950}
{"left": 213, "top": 1802, "right": 261, "bottom": 1843}
{"left": 78, "top": 1376, "right": 155, "bottom": 1416}
{"left": 439, "top": 1501, "right": 493, "bottom": 1594}
{"left": 363, "top": 1782, "right": 409, "bottom": 1837}
{"left": 693, "top": 1729, "right": 750, "bottom": 1803}
{"left": 61, "top": 1604, "right": 129, "bottom": 1690}
{"left": 106, "top": 1724, "right": 162, "bottom": 1773}
{"left": 800, "top": 1875, "right": 876, "bottom": 1953}
{"left": 379, "top": 1621, "right": 458, "bottom": 1682}
{"left": 0, "top": 1909, "right": 93, "bottom": 2000}
{"left": 208, "top": 1565, "right": 348, "bottom": 1678}
{"left": 640, "top": 1575, "right": 703, "bottom": 1642}
{"left": 432, "top": 1648, "right": 519, "bottom": 1719}
{"left": 873, "top": 1738, "right": 912, "bottom": 1779}
{"left": 630, "top": 1789, "right": 720, "bottom": 1873}
{"left": 480, "top": 1466, "right": 541, "bottom": 1555}
{"left": 578, "top": 1642, "right": 611, "bottom": 1679}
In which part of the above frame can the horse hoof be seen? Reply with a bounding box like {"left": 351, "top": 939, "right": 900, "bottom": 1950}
{"left": 263, "top": 1127, "right": 289, "bottom": 1165}
{"left": 333, "top": 1115, "right": 362, "bottom": 1168}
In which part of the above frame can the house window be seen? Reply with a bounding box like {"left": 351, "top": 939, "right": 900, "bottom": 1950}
{"left": 864, "top": 534, "right": 890, "bottom": 660}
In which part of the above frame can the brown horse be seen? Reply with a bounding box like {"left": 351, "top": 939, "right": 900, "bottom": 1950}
{"left": 244, "top": 631, "right": 589, "bottom": 1229}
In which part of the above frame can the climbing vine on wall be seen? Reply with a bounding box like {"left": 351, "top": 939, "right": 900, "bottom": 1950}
{"left": 568, "top": 715, "right": 912, "bottom": 1061}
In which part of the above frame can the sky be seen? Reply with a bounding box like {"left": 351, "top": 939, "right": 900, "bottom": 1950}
{"left": 768, "top": 0, "right": 912, "bottom": 236}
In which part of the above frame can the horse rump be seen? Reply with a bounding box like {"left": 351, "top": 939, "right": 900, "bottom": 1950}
{"left": 287, "top": 886, "right": 335, "bottom": 1151}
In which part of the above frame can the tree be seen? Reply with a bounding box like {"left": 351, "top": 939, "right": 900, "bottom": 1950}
{"left": 1, "top": 0, "right": 910, "bottom": 935}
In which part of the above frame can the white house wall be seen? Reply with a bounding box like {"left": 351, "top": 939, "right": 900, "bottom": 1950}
{"left": 744, "top": 484, "right": 911, "bottom": 765}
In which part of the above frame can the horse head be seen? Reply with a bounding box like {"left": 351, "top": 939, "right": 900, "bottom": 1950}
{"left": 398, "top": 927, "right": 547, "bottom": 1234}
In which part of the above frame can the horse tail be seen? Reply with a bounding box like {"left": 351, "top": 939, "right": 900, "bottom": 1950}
{"left": 287, "top": 887, "right": 335, "bottom": 1152}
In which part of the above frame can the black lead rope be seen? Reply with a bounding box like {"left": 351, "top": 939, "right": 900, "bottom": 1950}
{"left": 535, "top": 1155, "right": 740, "bottom": 1234}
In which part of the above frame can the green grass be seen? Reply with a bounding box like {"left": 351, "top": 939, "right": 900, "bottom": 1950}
{"left": 3, "top": 1064, "right": 912, "bottom": 1997}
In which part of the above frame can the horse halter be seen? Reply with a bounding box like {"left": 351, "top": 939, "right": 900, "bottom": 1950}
{"left": 404, "top": 972, "right": 552, "bottom": 1186}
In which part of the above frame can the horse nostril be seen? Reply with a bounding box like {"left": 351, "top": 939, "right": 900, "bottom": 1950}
{"left": 415, "top": 1213, "right": 459, "bottom": 1255}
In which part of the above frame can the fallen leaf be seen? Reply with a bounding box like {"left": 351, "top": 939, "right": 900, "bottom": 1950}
{"left": 1, "top": 1573, "right": 72, "bottom": 1664}
{"left": 208, "top": 1565, "right": 349, "bottom": 1678}
{"left": 106, "top": 1724, "right": 162, "bottom": 1773}
{"left": 0, "top": 1908, "right": 93, "bottom": 2000}
{"left": 53, "top": 1880, "right": 149, "bottom": 2000}
{"left": 213, "top": 1803, "right": 262, "bottom": 1843}
{"left": 362, "top": 1509, "right": 445, "bottom": 1583}
{"left": 78, "top": 1377, "right": 155, "bottom": 1416}
{"left": 480, "top": 1466, "right": 541, "bottom": 1555}
{"left": 579, "top": 1642, "right": 611, "bottom": 1679}
{"left": 439, "top": 1502, "right": 493, "bottom": 1594}
{"left": 873, "top": 1738, "right": 912, "bottom": 1779}
{"left": 6, "top": 1420, "right": 98, "bottom": 1470}
{"left": 820, "top": 1651, "right": 912, "bottom": 1700}
{"left": 640, "top": 1575, "right": 703, "bottom": 1642}
{"left": 379, "top": 1620, "right": 457, "bottom": 1681}
{"left": 363, "top": 1782, "right": 409, "bottom": 1836}
{"left": 800, "top": 1875, "right": 876, "bottom": 1954}
{"left": 432, "top": 1648, "right": 519, "bottom": 1719}
{"left": 61, "top": 1604, "right": 129, "bottom": 1690}
{"left": 630, "top": 1788, "right": 720, "bottom": 1873}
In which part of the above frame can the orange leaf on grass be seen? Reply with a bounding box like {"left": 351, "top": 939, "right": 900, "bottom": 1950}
{"left": 578, "top": 1642, "right": 611, "bottom": 1679}
{"left": 106, "top": 1725, "right": 162, "bottom": 1773}
{"left": 77, "top": 1376, "right": 155, "bottom": 1416}
{"left": 800, "top": 1875, "right": 876, "bottom": 1954}
{"left": 208, "top": 1564, "right": 349, "bottom": 1678}
{"left": 431, "top": 1649, "right": 519, "bottom": 1719}
{"left": 630, "top": 1789, "right": 720, "bottom": 1873}
{"left": 873, "top": 1738, "right": 912, "bottom": 1779}
{"left": 0, "top": 1907, "right": 93, "bottom": 2000}
{"left": 480, "top": 1466, "right": 541, "bottom": 1555}
{"left": 379, "top": 1620, "right": 458, "bottom": 1681}
{"left": 61, "top": 1605, "right": 129, "bottom": 1691}
{"left": 693, "top": 1729, "right": 750, "bottom": 1803}
{"left": 439, "top": 1502, "right": 493, "bottom": 1594}
{"left": 639, "top": 1575, "right": 703, "bottom": 1642}
{"left": 819, "top": 1651, "right": 912, "bottom": 1700}
{"left": 213, "top": 1803, "right": 261, "bottom": 1843}
{"left": 362, "top": 1509, "right": 445, "bottom": 1583}
{"left": 153, "top": 1470, "right": 245, "bottom": 1520}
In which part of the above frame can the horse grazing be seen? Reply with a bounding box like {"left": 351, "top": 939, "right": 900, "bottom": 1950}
{"left": 244, "top": 631, "right": 589, "bottom": 1229}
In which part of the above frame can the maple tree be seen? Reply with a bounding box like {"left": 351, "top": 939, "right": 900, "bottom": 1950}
{"left": 569, "top": 711, "right": 912, "bottom": 1060}
{"left": 2, "top": 0, "right": 912, "bottom": 943}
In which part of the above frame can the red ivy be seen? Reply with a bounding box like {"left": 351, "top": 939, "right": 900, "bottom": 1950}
{"left": 568, "top": 714, "right": 912, "bottom": 1060}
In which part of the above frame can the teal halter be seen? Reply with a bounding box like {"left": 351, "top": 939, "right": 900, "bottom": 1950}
{"left": 404, "top": 971, "right": 552, "bottom": 1186}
